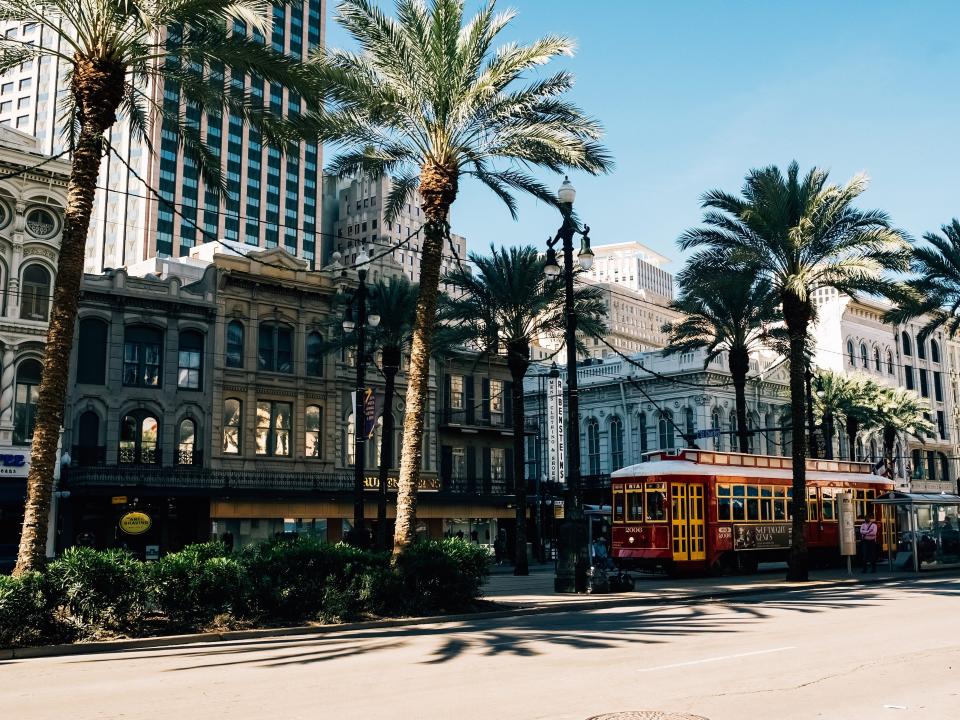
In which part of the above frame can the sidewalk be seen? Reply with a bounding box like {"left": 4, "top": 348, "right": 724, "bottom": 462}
{"left": 482, "top": 562, "right": 926, "bottom": 608}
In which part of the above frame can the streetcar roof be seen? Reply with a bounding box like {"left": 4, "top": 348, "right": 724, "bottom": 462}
{"left": 611, "top": 459, "right": 893, "bottom": 485}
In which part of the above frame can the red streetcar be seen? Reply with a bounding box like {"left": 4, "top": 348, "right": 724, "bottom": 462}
{"left": 610, "top": 449, "right": 894, "bottom": 574}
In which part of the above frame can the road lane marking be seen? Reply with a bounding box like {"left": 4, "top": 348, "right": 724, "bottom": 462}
{"left": 638, "top": 646, "right": 796, "bottom": 672}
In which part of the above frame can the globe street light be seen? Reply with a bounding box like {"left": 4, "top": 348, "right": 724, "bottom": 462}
{"left": 543, "top": 176, "right": 594, "bottom": 593}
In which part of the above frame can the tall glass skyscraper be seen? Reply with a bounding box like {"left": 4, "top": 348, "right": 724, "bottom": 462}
{"left": 0, "top": 1, "right": 324, "bottom": 272}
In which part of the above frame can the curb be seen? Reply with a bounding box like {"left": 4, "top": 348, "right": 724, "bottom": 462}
{"left": 0, "top": 573, "right": 907, "bottom": 661}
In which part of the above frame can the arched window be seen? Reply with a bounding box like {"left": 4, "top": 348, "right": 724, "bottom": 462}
{"left": 860, "top": 343, "right": 868, "bottom": 368}
{"left": 306, "top": 331, "right": 324, "bottom": 377}
{"left": 256, "top": 401, "right": 291, "bottom": 456}
{"left": 939, "top": 452, "right": 950, "bottom": 483}
{"left": 917, "top": 339, "right": 926, "bottom": 360}
{"left": 13, "top": 359, "right": 41, "bottom": 445}
{"left": 931, "top": 340, "right": 941, "bottom": 363}
{"left": 177, "top": 330, "right": 203, "bottom": 389}
{"left": 586, "top": 418, "right": 600, "bottom": 474}
{"left": 20, "top": 264, "right": 51, "bottom": 321}
{"left": 637, "top": 412, "right": 648, "bottom": 454}
{"left": 728, "top": 409, "right": 738, "bottom": 448}
{"left": 658, "top": 410, "right": 675, "bottom": 451}
{"left": 711, "top": 408, "right": 723, "bottom": 451}
{"left": 305, "top": 405, "right": 322, "bottom": 458}
{"left": 765, "top": 412, "right": 776, "bottom": 455}
{"left": 684, "top": 407, "right": 695, "bottom": 441}
{"left": 225, "top": 320, "right": 244, "bottom": 368}
{"left": 609, "top": 416, "right": 624, "bottom": 471}
{"left": 222, "top": 399, "right": 242, "bottom": 454}
{"left": 119, "top": 413, "right": 159, "bottom": 464}
{"left": 927, "top": 450, "right": 937, "bottom": 481}
{"left": 873, "top": 348, "right": 881, "bottom": 371}
{"left": 902, "top": 331, "right": 912, "bottom": 357}
{"left": 77, "top": 317, "right": 108, "bottom": 385}
{"left": 76, "top": 410, "right": 101, "bottom": 466}
{"left": 178, "top": 418, "right": 196, "bottom": 464}
{"left": 846, "top": 340, "right": 855, "bottom": 365}
{"left": 887, "top": 350, "right": 894, "bottom": 375}
{"left": 123, "top": 325, "right": 163, "bottom": 387}
{"left": 258, "top": 322, "right": 293, "bottom": 373}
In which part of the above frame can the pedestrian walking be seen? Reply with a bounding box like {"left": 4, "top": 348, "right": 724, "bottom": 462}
{"left": 860, "top": 515, "right": 879, "bottom": 572}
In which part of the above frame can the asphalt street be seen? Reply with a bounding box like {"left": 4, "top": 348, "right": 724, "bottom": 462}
{"left": 3, "top": 576, "right": 958, "bottom": 720}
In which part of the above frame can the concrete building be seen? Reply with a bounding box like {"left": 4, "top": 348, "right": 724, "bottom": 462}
{"left": 0, "top": 127, "right": 69, "bottom": 571}
{"left": 322, "top": 173, "right": 467, "bottom": 288}
{"left": 585, "top": 240, "right": 674, "bottom": 303}
{"left": 581, "top": 279, "right": 684, "bottom": 358}
{"left": 811, "top": 288, "right": 957, "bottom": 492}
{"left": 0, "top": 3, "right": 326, "bottom": 273}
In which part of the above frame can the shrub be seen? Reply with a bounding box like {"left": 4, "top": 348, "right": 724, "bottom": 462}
{"left": 238, "top": 537, "right": 391, "bottom": 622}
{"left": 0, "top": 572, "right": 71, "bottom": 647}
{"left": 45, "top": 547, "right": 148, "bottom": 632}
{"left": 151, "top": 543, "right": 245, "bottom": 628}
{"left": 393, "top": 539, "right": 489, "bottom": 614}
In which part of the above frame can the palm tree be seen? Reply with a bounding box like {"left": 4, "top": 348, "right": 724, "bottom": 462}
{"left": 679, "top": 162, "right": 910, "bottom": 581}
{"left": 875, "top": 385, "right": 934, "bottom": 470}
{"left": 366, "top": 276, "right": 418, "bottom": 550}
{"left": 440, "top": 245, "right": 607, "bottom": 575}
{"left": 885, "top": 219, "right": 960, "bottom": 339}
{"left": 9, "top": 0, "right": 311, "bottom": 575}
{"left": 310, "top": 0, "right": 612, "bottom": 553}
{"left": 663, "top": 266, "right": 782, "bottom": 453}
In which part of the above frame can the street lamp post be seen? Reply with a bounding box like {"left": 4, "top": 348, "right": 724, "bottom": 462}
{"left": 544, "top": 176, "right": 594, "bottom": 593}
{"left": 335, "top": 250, "right": 381, "bottom": 547}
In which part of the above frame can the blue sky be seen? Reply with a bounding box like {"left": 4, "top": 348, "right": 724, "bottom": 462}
{"left": 324, "top": 0, "right": 960, "bottom": 270}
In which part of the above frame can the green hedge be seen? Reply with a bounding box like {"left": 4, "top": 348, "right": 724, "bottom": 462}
{"left": 0, "top": 537, "right": 489, "bottom": 648}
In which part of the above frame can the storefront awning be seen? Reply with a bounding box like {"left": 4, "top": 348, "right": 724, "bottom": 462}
{"left": 871, "top": 491, "right": 960, "bottom": 506}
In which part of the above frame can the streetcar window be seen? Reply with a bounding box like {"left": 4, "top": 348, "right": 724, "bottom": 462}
{"left": 786, "top": 488, "right": 794, "bottom": 520}
{"left": 717, "top": 484, "right": 730, "bottom": 496}
{"left": 746, "top": 485, "right": 759, "bottom": 497}
{"left": 732, "top": 498, "right": 745, "bottom": 522}
{"left": 626, "top": 491, "right": 643, "bottom": 522}
{"left": 774, "top": 486, "right": 787, "bottom": 520}
{"left": 760, "top": 486, "right": 772, "bottom": 497}
{"left": 717, "top": 495, "right": 731, "bottom": 521}
{"left": 822, "top": 488, "right": 837, "bottom": 521}
{"left": 645, "top": 483, "right": 667, "bottom": 522}
{"left": 760, "top": 496, "right": 773, "bottom": 521}
{"left": 613, "top": 489, "right": 625, "bottom": 523}
{"left": 807, "top": 487, "right": 819, "bottom": 522}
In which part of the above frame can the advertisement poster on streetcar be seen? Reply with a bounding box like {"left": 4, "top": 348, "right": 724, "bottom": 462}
{"left": 733, "top": 523, "right": 792, "bottom": 550}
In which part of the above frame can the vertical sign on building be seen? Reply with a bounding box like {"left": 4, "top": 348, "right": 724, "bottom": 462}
{"left": 547, "top": 376, "right": 566, "bottom": 485}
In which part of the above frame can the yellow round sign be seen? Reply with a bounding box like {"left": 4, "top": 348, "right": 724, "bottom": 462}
{"left": 119, "top": 511, "right": 152, "bottom": 535}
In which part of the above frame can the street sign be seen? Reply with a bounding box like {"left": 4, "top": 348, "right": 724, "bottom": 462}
{"left": 695, "top": 428, "right": 721, "bottom": 440}
{"left": 839, "top": 491, "right": 856, "bottom": 556}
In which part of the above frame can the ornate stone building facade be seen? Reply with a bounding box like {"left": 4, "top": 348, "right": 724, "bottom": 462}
{"left": 0, "top": 127, "right": 68, "bottom": 571}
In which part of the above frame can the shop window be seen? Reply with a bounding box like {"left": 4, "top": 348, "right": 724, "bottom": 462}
{"left": 178, "top": 418, "right": 196, "bottom": 464}
{"left": 20, "top": 264, "right": 50, "bottom": 320}
{"left": 177, "top": 330, "right": 203, "bottom": 389}
{"left": 123, "top": 325, "right": 162, "bottom": 387}
{"left": 305, "top": 404, "right": 321, "bottom": 458}
{"left": 305, "top": 331, "right": 324, "bottom": 377}
{"left": 76, "top": 317, "right": 108, "bottom": 385}
{"left": 226, "top": 320, "right": 244, "bottom": 368}
{"left": 258, "top": 322, "right": 293, "bottom": 373}
{"left": 222, "top": 399, "right": 242, "bottom": 454}
{"left": 255, "top": 400, "right": 291, "bottom": 456}
{"left": 13, "top": 359, "right": 41, "bottom": 445}
{"left": 119, "top": 413, "right": 159, "bottom": 464}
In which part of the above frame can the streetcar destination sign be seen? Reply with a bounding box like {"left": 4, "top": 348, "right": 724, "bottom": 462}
{"left": 733, "top": 523, "right": 792, "bottom": 550}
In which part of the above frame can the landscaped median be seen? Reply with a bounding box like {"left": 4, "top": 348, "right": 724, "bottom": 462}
{"left": 0, "top": 537, "right": 490, "bottom": 650}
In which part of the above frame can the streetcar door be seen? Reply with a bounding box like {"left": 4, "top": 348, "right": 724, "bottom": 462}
{"left": 672, "top": 483, "right": 706, "bottom": 562}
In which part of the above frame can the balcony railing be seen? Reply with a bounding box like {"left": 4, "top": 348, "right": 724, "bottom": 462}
{"left": 440, "top": 408, "right": 511, "bottom": 430}
{"left": 441, "top": 475, "right": 510, "bottom": 495}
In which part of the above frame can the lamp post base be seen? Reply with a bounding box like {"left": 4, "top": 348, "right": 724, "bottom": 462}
{"left": 553, "top": 516, "right": 588, "bottom": 593}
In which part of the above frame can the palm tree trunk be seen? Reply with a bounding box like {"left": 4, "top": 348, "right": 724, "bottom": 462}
{"left": 393, "top": 161, "right": 458, "bottom": 556}
{"left": 782, "top": 292, "right": 810, "bottom": 582}
{"left": 821, "top": 413, "right": 834, "bottom": 460}
{"left": 377, "top": 349, "right": 400, "bottom": 551}
{"left": 14, "top": 121, "right": 106, "bottom": 574}
{"left": 729, "top": 347, "right": 750, "bottom": 453}
{"left": 846, "top": 417, "right": 859, "bottom": 461}
{"left": 508, "top": 341, "right": 530, "bottom": 576}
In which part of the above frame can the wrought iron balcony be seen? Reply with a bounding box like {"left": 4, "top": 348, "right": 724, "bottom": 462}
{"left": 439, "top": 408, "right": 512, "bottom": 430}
{"left": 440, "top": 475, "right": 510, "bottom": 496}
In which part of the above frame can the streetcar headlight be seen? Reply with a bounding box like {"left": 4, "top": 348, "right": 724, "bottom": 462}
{"left": 628, "top": 536, "right": 635, "bottom": 544}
